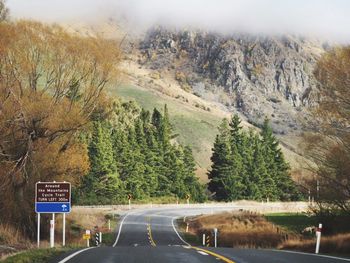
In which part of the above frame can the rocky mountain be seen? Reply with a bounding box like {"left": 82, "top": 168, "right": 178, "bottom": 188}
{"left": 138, "top": 27, "right": 326, "bottom": 134}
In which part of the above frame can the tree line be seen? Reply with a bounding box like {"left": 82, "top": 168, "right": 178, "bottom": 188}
{"left": 208, "top": 115, "right": 301, "bottom": 201}
{"left": 74, "top": 101, "right": 206, "bottom": 204}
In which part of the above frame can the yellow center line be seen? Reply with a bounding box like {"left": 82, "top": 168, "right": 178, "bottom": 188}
{"left": 191, "top": 246, "right": 236, "bottom": 263}
{"left": 147, "top": 224, "right": 156, "bottom": 247}
{"left": 146, "top": 216, "right": 156, "bottom": 247}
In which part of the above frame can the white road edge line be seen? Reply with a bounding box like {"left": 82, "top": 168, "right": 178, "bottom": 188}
{"left": 197, "top": 251, "right": 209, "bottom": 256}
{"left": 171, "top": 217, "right": 190, "bottom": 246}
{"left": 271, "top": 249, "right": 350, "bottom": 262}
{"left": 112, "top": 212, "right": 130, "bottom": 247}
{"left": 58, "top": 247, "right": 96, "bottom": 263}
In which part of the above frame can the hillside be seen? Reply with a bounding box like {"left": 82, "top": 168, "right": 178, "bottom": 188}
{"left": 64, "top": 20, "right": 317, "bottom": 182}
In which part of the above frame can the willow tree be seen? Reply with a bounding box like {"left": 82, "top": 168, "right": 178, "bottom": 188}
{"left": 303, "top": 47, "right": 350, "bottom": 214}
{"left": 0, "top": 21, "right": 121, "bottom": 236}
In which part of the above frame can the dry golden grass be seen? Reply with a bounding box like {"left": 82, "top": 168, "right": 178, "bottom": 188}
{"left": 0, "top": 224, "right": 33, "bottom": 259}
{"left": 188, "top": 211, "right": 297, "bottom": 248}
{"left": 0, "top": 224, "right": 31, "bottom": 248}
{"left": 53, "top": 208, "right": 113, "bottom": 246}
{"left": 281, "top": 233, "right": 350, "bottom": 254}
{"left": 187, "top": 211, "right": 350, "bottom": 256}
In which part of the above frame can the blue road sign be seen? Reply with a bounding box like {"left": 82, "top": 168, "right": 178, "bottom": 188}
{"left": 35, "top": 202, "right": 71, "bottom": 213}
{"left": 35, "top": 182, "right": 71, "bottom": 213}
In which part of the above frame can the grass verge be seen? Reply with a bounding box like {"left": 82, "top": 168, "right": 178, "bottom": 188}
{"left": 2, "top": 247, "right": 72, "bottom": 263}
{"left": 182, "top": 210, "right": 350, "bottom": 257}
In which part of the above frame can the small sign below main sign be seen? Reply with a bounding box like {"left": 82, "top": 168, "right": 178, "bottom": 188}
{"left": 35, "top": 182, "right": 71, "bottom": 213}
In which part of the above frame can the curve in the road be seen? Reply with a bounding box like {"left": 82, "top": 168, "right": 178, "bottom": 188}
{"left": 55, "top": 206, "right": 350, "bottom": 263}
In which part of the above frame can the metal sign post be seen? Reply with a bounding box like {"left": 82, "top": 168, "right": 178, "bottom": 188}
{"left": 35, "top": 182, "right": 71, "bottom": 248}
{"left": 214, "top": 228, "right": 218, "bottom": 248}
{"left": 50, "top": 215, "right": 55, "bottom": 248}
{"left": 127, "top": 194, "right": 132, "bottom": 210}
{"left": 84, "top": 230, "right": 91, "bottom": 247}
{"left": 63, "top": 213, "right": 66, "bottom": 246}
{"left": 37, "top": 213, "right": 40, "bottom": 248}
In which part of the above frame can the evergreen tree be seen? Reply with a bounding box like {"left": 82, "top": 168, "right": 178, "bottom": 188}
{"left": 208, "top": 119, "right": 234, "bottom": 200}
{"left": 260, "top": 118, "right": 299, "bottom": 200}
{"left": 227, "top": 114, "right": 246, "bottom": 199}
{"left": 86, "top": 121, "right": 121, "bottom": 201}
{"left": 208, "top": 115, "right": 301, "bottom": 202}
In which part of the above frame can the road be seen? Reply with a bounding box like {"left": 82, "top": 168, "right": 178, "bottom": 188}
{"left": 54, "top": 206, "right": 350, "bottom": 263}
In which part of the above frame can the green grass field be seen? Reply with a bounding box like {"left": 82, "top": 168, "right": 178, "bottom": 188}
{"left": 265, "top": 213, "right": 317, "bottom": 234}
{"left": 109, "top": 84, "right": 223, "bottom": 180}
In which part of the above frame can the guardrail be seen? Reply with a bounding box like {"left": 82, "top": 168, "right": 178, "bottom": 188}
{"left": 73, "top": 201, "right": 309, "bottom": 213}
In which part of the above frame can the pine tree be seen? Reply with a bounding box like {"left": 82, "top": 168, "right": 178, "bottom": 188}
{"left": 260, "top": 118, "right": 299, "bottom": 200}
{"left": 227, "top": 114, "right": 246, "bottom": 200}
{"left": 208, "top": 119, "right": 234, "bottom": 200}
{"left": 87, "top": 121, "right": 121, "bottom": 200}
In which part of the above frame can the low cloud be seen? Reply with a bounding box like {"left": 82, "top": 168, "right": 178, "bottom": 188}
{"left": 8, "top": 0, "right": 350, "bottom": 42}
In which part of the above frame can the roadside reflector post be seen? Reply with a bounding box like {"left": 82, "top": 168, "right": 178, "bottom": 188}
{"left": 214, "top": 228, "right": 218, "bottom": 248}
{"left": 99, "top": 232, "right": 102, "bottom": 244}
{"left": 186, "top": 222, "right": 189, "bottom": 233}
{"left": 94, "top": 226, "right": 99, "bottom": 246}
{"left": 108, "top": 219, "right": 111, "bottom": 231}
{"left": 206, "top": 235, "right": 210, "bottom": 247}
{"left": 202, "top": 233, "right": 205, "bottom": 246}
{"left": 315, "top": 223, "right": 322, "bottom": 254}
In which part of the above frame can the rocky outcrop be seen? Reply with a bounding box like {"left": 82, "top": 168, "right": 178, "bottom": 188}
{"left": 139, "top": 27, "right": 324, "bottom": 134}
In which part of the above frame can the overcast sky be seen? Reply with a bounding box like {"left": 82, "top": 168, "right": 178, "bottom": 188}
{"left": 7, "top": 0, "right": 350, "bottom": 42}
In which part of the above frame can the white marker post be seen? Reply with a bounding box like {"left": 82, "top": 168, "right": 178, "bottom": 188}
{"left": 202, "top": 234, "right": 205, "bottom": 246}
{"left": 186, "top": 223, "right": 189, "bottom": 233}
{"left": 50, "top": 214, "right": 55, "bottom": 248}
{"left": 62, "top": 213, "right": 66, "bottom": 246}
{"left": 37, "top": 213, "right": 40, "bottom": 248}
{"left": 214, "top": 228, "right": 218, "bottom": 248}
{"left": 315, "top": 223, "right": 322, "bottom": 254}
{"left": 108, "top": 219, "right": 111, "bottom": 231}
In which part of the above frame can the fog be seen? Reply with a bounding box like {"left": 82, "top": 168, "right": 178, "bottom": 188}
{"left": 7, "top": 0, "right": 350, "bottom": 42}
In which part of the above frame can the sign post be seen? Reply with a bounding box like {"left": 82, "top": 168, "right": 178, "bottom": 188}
{"left": 50, "top": 215, "right": 55, "bottom": 248}
{"left": 37, "top": 213, "right": 40, "bottom": 248}
{"left": 35, "top": 182, "right": 71, "bottom": 248}
{"left": 186, "top": 194, "right": 190, "bottom": 206}
{"left": 128, "top": 194, "right": 132, "bottom": 210}
{"left": 214, "top": 228, "right": 218, "bottom": 248}
{"left": 83, "top": 230, "right": 91, "bottom": 247}
{"left": 63, "top": 213, "right": 66, "bottom": 246}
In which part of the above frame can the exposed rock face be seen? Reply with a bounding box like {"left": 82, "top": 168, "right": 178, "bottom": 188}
{"left": 139, "top": 27, "right": 324, "bottom": 134}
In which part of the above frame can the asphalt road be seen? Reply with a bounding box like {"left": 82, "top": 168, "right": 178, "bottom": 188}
{"left": 54, "top": 206, "right": 350, "bottom": 263}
